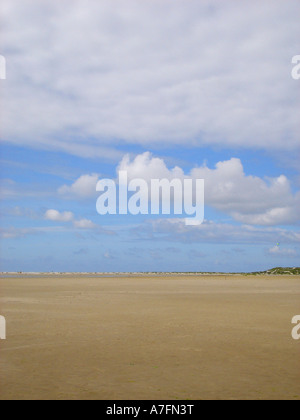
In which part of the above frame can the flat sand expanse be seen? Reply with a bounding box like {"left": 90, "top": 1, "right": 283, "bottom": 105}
{"left": 0, "top": 275, "right": 299, "bottom": 400}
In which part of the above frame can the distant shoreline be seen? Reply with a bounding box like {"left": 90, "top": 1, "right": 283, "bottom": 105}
{"left": 1, "top": 268, "right": 300, "bottom": 276}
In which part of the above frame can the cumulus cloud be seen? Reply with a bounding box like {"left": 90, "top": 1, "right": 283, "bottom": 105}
{"left": 45, "top": 209, "right": 95, "bottom": 230}
{"left": 45, "top": 209, "right": 74, "bottom": 222}
{"left": 43, "top": 209, "right": 114, "bottom": 235}
{"left": 58, "top": 174, "right": 99, "bottom": 199}
{"left": 119, "top": 152, "right": 300, "bottom": 226}
{"left": 1, "top": 0, "right": 299, "bottom": 156}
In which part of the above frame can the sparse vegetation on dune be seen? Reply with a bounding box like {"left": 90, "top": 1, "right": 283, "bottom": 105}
{"left": 244, "top": 267, "right": 300, "bottom": 276}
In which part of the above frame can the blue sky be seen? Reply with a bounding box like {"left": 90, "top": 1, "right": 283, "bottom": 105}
{"left": 0, "top": 0, "right": 299, "bottom": 272}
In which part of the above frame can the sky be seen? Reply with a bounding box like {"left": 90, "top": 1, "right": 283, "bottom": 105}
{"left": 0, "top": 0, "right": 299, "bottom": 272}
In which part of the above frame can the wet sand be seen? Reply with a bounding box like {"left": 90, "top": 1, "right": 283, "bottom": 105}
{"left": 0, "top": 274, "right": 299, "bottom": 400}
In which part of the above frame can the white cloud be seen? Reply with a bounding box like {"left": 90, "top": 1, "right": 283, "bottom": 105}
{"left": 73, "top": 219, "right": 97, "bottom": 229}
{"left": 0, "top": 178, "right": 53, "bottom": 200}
{"left": 44, "top": 209, "right": 109, "bottom": 233}
{"left": 45, "top": 209, "right": 74, "bottom": 222}
{"left": 0, "top": 226, "right": 66, "bottom": 239}
{"left": 1, "top": 213, "right": 114, "bottom": 239}
{"left": 232, "top": 206, "right": 300, "bottom": 226}
{"left": 119, "top": 152, "right": 300, "bottom": 226}
{"left": 268, "top": 245, "right": 297, "bottom": 257}
{"left": 118, "top": 153, "right": 184, "bottom": 180}
{"left": 134, "top": 218, "right": 300, "bottom": 246}
{"left": 44, "top": 209, "right": 94, "bottom": 228}
{"left": 0, "top": 227, "right": 34, "bottom": 239}
{"left": 1, "top": 0, "right": 299, "bottom": 156}
{"left": 0, "top": 179, "right": 17, "bottom": 199}
{"left": 58, "top": 174, "right": 99, "bottom": 199}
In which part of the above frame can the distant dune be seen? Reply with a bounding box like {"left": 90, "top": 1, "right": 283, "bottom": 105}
{"left": 1, "top": 267, "right": 300, "bottom": 276}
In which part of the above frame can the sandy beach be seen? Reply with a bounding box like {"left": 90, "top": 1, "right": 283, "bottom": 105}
{"left": 0, "top": 274, "right": 299, "bottom": 400}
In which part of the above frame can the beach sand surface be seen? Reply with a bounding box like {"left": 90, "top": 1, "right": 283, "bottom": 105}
{"left": 0, "top": 274, "right": 299, "bottom": 400}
